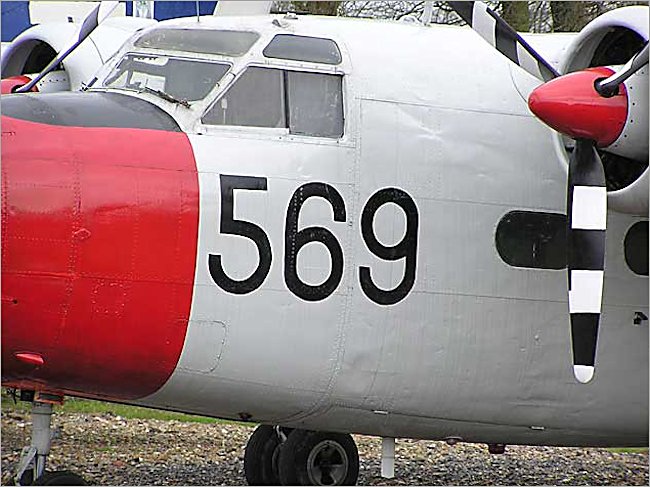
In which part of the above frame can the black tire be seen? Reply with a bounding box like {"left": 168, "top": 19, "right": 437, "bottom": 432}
{"left": 261, "top": 429, "right": 282, "bottom": 484}
{"left": 244, "top": 425, "right": 280, "bottom": 485}
{"left": 18, "top": 468, "right": 34, "bottom": 485}
{"left": 33, "top": 470, "right": 87, "bottom": 485}
{"left": 278, "top": 430, "right": 359, "bottom": 486}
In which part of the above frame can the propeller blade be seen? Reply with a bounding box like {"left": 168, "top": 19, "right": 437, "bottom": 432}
{"left": 567, "top": 139, "right": 607, "bottom": 384}
{"left": 448, "top": 1, "right": 560, "bottom": 81}
{"left": 15, "top": 1, "right": 119, "bottom": 93}
{"left": 596, "top": 42, "right": 649, "bottom": 95}
{"left": 449, "top": 1, "right": 613, "bottom": 384}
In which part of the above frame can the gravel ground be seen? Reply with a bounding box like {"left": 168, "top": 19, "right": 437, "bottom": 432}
{"left": 2, "top": 410, "right": 647, "bottom": 485}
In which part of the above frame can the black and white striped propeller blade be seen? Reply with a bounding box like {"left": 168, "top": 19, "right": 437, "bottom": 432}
{"left": 448, "top": 1, "right": 559, "bottom": 81}
{"left": 448, "top": 1, "right": 607, "bottom": 383}
{"left": 596, "top": 42, "right": 648, "bottom": 95}
{"left": 16, "top": 1, "right": 118, "bottom": 93}
{"left": 567, "top": 140, "right": 606, "bottom": 383}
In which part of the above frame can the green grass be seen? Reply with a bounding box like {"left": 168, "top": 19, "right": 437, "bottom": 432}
{"left": 57, "top": 399, "right": 221, "bottom": 424}
{"left": 2, "top": 391, "right": 647, "bottom": 450}
{"left": 1, "top": 390, "right": 253, "bottom": 426}
{"left": 607, "top": 447, "right": 648, "bottom": 453}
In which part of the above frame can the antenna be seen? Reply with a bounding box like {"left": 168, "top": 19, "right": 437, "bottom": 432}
{"left": 422, "top": 1, "right": 433, "bottom": 24}
{"left": 196, "top": 0, "right": 200, "bottom": 22}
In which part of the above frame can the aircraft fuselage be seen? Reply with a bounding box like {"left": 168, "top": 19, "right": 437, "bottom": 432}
{"left": 2, "top": 15, "right": 647, "bottom": 447}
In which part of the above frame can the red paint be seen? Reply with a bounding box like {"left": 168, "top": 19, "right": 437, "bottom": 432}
{"left": 15, "top": 352, "right": 44, "bottom": 367}
{"left": 1, "top": 76, "right": 37, "bottom": 94}
{"left": 528, "top": 67, "right": 628, "bottom": 147}
{"left": 1, "top": 116, "right": 199, "bottom": 400}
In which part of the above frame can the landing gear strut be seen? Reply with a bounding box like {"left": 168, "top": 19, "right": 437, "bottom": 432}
{"left": 244, "top": 426, "right": 359, "bottom": 486}
{"left": 14, "top": 399, "right": 86, "bottom": 486}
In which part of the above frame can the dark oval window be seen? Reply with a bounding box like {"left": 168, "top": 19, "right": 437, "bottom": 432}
{"left": 263, "top": 34, "right": 342, "bottom": 64}
{"left": 624, "top": 221, "right": 648, "bottom": 276}
{"left": 495, "top": 211, "right": 567, "bottom": 269}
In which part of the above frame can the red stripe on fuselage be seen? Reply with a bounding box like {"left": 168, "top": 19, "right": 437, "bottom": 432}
{"left": 1, "top": 116, "right": 199, "bottom": 400}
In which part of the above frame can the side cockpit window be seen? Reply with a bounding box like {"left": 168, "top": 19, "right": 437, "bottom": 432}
{"left": 202, "top": 66, "right": 343, "bottom": 138}
{"left": 202, "top": 67, "right": 286, "bottom": 128}
{"left": 287, "top": 71, "right": 343, "bottom": 137}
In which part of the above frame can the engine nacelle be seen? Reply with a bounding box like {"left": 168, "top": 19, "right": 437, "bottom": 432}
{"left": 1, "top": 17, "right": 156, "bottom": 92}
{"left": 559, "top": 5, "right": 649, "bottom": 216}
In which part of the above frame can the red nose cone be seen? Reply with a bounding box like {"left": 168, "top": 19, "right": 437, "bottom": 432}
{"left": 1, "top": 112, "right": 199, "bottom": 400}
{"left": 528, "top": 67, "right": 627, "bottom": 147}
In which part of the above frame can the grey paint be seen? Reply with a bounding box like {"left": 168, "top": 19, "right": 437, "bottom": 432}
{"left": 135, "top": 15, "right": 648, "bottom": 447}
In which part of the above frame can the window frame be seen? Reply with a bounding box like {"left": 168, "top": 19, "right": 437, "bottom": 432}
{"left": 199, "top": 63, "right": 346, "bottom": 140}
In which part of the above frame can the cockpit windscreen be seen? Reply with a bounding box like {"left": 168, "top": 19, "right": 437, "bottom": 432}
{"left": 103, "top": 54, "right": 230, "bottom": 102}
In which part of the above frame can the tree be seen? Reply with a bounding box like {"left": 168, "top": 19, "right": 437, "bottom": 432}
{"left": 272, "top": 1, "right": 644, "bottom": 33}
{"left": 498, "top": 1, "right": 530, "bottom": 32}
{"left": 549, "top": 1, "right": 594, "bottom": 32}
{"left": 289, "top": 1, "right": 342, "bottom": 16}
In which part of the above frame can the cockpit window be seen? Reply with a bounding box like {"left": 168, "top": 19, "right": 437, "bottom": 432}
{"left": 203, "top": 67, "right": 286, "bottom": 128}
{"left": 263, "top": 34, "right": 342, "bottom": 65}
{"left": 134, "top": 29, "right": 260, "bottom": 56}
{"left": 103, "top": 54, "right": 230, "bottom": 102}
{"left": 202, "top": 66, "right": 344, "bottom": 138}
{"left": 287, "top": 71, "right": 343, "bottom": 137}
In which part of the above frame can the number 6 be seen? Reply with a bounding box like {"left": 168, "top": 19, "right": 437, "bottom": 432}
{"left": 285, "top": 183, "right": 346, "bottom": 302}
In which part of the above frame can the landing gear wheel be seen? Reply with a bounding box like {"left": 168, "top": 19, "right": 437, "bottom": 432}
{"left": 33, "top": 470, "right": 87, "bottom": 485}
{"left": 244, "top": 425, "right": 281, "bottom": 485}
{"left": 278, "top": 430, "right": 359, "bottom": 486}
{"left": 19, "top": 468, "right": 34, "bottom": 486}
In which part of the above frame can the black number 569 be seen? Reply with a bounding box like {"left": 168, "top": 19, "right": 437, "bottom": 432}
{"left": 208, "top": 175, "right": 419, "bottom": 305}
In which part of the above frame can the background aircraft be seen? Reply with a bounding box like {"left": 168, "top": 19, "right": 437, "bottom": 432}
{"left": 1, "top": 1, "right": 647, "bottom": 485}
{"left": 1, "top": 0, "right": 217, "bottom": 39}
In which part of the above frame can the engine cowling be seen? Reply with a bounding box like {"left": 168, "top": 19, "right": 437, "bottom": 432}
{"left": 1, "top": 17, "right": 156, "bottom": 92}
{"left": 559, "top": 5, "right": 648, "bottom": 215}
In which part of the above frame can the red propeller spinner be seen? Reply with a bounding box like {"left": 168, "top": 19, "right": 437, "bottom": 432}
{"left": 528, "top": 67, "right": 628, "bottom": 147}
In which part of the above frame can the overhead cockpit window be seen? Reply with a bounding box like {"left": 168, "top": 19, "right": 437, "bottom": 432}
{"left": 134, "top": 29, "right": 260, "bottom": 56}
{"left": 202, "top": 66, "right": 344, "bottom": 138}
{"left": 103, "top": 54, "right": 230, "bottom": 102}
{"left": 624, "top": 221, "right": 648, "bottom": 276}
{"left": 495, "top": 211, "right": 567, "bottom": 269}
{"left": 263, "top": 34, "right": 342, "bottom": 65}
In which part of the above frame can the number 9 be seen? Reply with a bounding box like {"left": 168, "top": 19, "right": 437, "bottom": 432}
{"left": 359, "top": 188, "right": 419, "bottom": 305}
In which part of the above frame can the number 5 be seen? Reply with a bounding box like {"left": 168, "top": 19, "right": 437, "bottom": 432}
{"left": 208, "top": 175, "right": 272, "bottom": 294}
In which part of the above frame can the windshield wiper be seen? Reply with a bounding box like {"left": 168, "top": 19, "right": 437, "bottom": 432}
{"left": 137, "top": 86, "right": 191, "bottom": 108}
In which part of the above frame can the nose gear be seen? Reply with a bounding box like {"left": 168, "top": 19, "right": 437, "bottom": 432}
{"left": 14, "top": 397, "right": 87, "bottom": 486}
